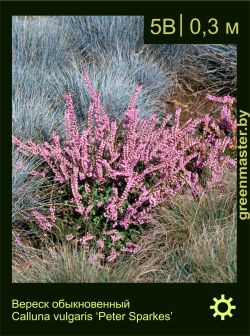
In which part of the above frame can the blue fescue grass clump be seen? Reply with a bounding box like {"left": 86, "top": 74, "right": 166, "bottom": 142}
{"left": 12, "top": 64, "right": 66, "bottom": 143}
{"left": 12, "top": 151, "right": 49, "bottom": 225}
{"left": 61, "top": 16, "right": 144, "bottom": 58}
{"left": 12, "top": 16, "right": 76, "bottom": 69}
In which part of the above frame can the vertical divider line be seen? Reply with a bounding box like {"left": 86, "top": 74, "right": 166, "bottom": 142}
{"left": 180, "top": 13, "right": 183, "bottom": 37}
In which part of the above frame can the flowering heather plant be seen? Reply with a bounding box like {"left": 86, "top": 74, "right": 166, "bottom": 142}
{"left": 13, "top": 73, "right": 236, "bottom": 263}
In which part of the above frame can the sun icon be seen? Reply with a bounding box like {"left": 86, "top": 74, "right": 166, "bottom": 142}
{"left": 210, "top": 294, "right": 236, "bottom": 320}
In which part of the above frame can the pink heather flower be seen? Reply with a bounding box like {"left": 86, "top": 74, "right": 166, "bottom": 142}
{"left": 97, "top": 201, "right": 102, "bottom": 207}
{"left": 30, "top": 171, "right": 46, "bottom": 177}
{"left": 90, "top": 253, "right": 105, "bottom": 261}
{"left": 96, "top": 240, "right": 105, "bottom": 249}
{"left": 83, "top": 72, "right": 96, "bottom": 97}
{"left": 88, "top": 253, "right": 105, "bottom": 267}
{"left": 32, "top": 207, "right": 55, "bottom": 232}
{"left": 16, "top": 160, "right": 26, "bottom": 170}
{"left": 105, "top": 229, "right": 118, "bottom": 236}
{"left": 79, "top": 233, "right": 95, "bottom": 245}
{"left": 111, "top": 235, "right": 121, "bottom": 243}
{"left": 206, "top": 94, "right": 235, "bottom": 106}
{"left": 83, "top": 204, "right": 93, "bottom": 220}
{"left": 14, "top": 237, "right": 22, "bottom": 246}
{"left": 65, "top": 92, "right": 79, "bottom": 142}
{"left": 66, "top": 234, "right": 74, "bottom": 241}
{"left": 49, "top": 205, "right": 55, "bottom": 222}
{"left": 85, "top": 183, "right": 90, "bottom": 193}
{"left": 71, "top": 167, "right": 84, "bottom": 214}
{"left": 121, "top": 242, "right": 139, "bottom": 254}
{"left": 106, "top": 248, "right": 120, "bottom": 262}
